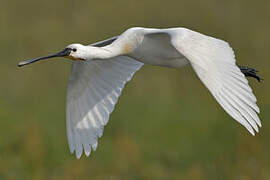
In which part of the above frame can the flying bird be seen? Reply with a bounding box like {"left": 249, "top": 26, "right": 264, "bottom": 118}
{"left": 18, "top": 27, "right": 262, "bottom": 159}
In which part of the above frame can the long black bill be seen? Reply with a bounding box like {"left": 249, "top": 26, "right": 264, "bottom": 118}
{"left": 18, "top": 48, "right": 72, "bottom": 67}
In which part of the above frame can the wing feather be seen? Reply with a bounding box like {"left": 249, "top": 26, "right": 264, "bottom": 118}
{"left": 170, "top": 28, "right": 261, "bottom": 135}
{"left": 66, "top": 56, "right": 143, "bottom": 158}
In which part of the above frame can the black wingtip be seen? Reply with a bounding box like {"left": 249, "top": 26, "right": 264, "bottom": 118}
{"left": 238, "top": 65, "right": 263, "bottom": 82}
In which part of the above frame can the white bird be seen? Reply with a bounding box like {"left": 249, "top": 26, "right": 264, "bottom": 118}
{"left": 18, "top": 27, "right": 262, "bottom": 159}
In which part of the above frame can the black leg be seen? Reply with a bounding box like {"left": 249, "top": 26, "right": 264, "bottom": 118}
{"left": 237, "top": 65, "right": 263, "bottom": 82}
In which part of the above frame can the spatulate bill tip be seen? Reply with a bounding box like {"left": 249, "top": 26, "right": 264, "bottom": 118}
{"left": 17, "top": 61, "right": 28, "bottom": 67}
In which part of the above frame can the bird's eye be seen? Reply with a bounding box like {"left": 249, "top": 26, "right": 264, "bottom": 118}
{"left": 72, "top": 48, "right": 77, "bottom": 52}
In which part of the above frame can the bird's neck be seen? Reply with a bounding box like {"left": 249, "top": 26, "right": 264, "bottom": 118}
{"left": 84, "top": 45, "right": 122, "bottom": 60}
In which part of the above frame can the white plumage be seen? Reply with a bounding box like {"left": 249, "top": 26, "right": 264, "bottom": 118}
{"left": 18, "top": 27, "right": 261, "bottom": 159}
{"left": 67, "top": 56, "right": 143, "bottom": 158}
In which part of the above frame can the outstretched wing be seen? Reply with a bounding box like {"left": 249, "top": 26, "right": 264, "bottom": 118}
{"left": 169, "top": 28, "right": 261, "bottom": 135}
{"left": 66, "top": 54, "right": 143, "bottom": 158}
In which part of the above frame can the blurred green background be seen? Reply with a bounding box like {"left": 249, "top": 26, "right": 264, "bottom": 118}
{"left": 0, "top": 0, "right": 269, "bottom": 179}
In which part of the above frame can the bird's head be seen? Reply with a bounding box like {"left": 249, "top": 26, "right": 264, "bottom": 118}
{"left": 18, "top": 43, "right": 87, "bottom": 67}
{"left": 65, "top": 44, "right": 88, "bottom": 61}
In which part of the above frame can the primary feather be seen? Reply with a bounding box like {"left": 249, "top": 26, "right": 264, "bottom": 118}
{"left": 67, "top": 55, "right": 143, "bottom": 158}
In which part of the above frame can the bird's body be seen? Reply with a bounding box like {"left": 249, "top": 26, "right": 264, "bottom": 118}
{"left": 113, "top": 28, "right": 189, "bottom": 68}
{"left": 18, "top": 27, "right": 262, "bottom": 159}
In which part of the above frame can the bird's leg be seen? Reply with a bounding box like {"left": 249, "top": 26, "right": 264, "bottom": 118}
{"left": 238, "top": 65, "right": 263, "bottom": 82}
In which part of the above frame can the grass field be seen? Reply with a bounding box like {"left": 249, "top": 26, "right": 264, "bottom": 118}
{"left": 0, "top": 0, "right": 269, "bottom": 179}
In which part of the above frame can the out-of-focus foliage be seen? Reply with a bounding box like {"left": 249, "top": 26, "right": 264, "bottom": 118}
{"left": 0, "top": 0, "right": 269, "bottom": 179}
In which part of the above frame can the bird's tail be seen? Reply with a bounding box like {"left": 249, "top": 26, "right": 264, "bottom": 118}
{"left": 238, "top": 65, "right": 263, "bottom": 82}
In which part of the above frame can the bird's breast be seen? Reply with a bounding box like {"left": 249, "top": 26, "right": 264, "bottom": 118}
{"left": 122, "top": 43, "right": 133, "bottom": 54}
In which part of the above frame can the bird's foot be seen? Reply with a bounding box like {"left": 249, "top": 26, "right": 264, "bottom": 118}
{"left": 238, "top": 65, "right": 263, "bottom": 82}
